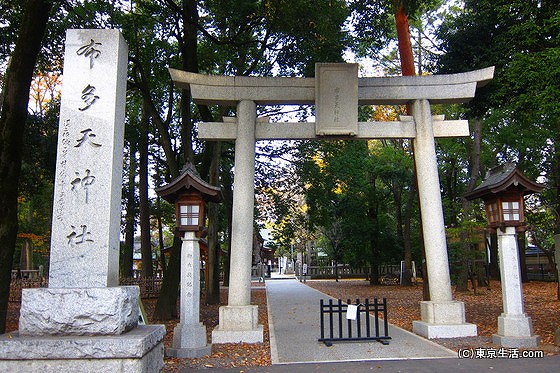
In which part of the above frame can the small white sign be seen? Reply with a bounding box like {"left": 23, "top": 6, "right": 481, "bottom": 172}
{"left": 346, "top": 304, "right": 358, "bottom": 320}
{"left": 303, "top": 263, "right": 308, "bottom": 275}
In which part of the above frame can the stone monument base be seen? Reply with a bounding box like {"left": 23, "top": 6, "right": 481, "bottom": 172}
{"left": 0, "top": 325, "right": 165, "bottom": 373}
{"left": 167, "top": 322, "right": 211, "bottom": 358}
{"left": 211, "top": 305, "right": 263, "bottom": 343}
{"left": 19, "top": 286, "right": 139, "bottom": 336}
{"left": 412, "top": 300, "right": 477, "bottom": 338}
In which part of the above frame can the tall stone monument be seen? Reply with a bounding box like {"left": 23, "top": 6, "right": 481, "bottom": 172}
{"left": 0, "top": 29, "right": 164, "bottom": 372}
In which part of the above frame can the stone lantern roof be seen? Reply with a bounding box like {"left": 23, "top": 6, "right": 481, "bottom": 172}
{"left": 154, "top": 163, "right": 222, "bottom": 203}
{"left": 464, "top": 163, "right": 543, "bottom": 200}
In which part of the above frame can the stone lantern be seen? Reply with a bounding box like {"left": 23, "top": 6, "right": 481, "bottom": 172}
{"left": 155, "top": 163, "right": 221, "bottom": 357}
{"left": 465, "top": 163, "right": 543, "bottom": 347}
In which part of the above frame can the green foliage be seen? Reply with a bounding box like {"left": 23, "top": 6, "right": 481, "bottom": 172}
{"left": 14, "top": 92, "right": 58, "bottom": 270}
{"left": 194, "top": 0, "right": 349, "bottom": 77}
{"left": 15, "top": 0, "right": 557, "bottom": 286}
{"left": 0, "top": 1, "right": 25, "bottom": 66}
{"left": 436, "top": 137, "right": 471, "bottom": 225}
{"left": 437, "top": 0, "right": 560, "bottom": 237}
{"left": 446, "top": 221, "right": 486, "bottom": 285}
{"left": 526, "top": 204, "right": 556, "bottom": 252}
{"left": 16, "top": 185, "right": 53, "bottom": 268}
{"left": 287, "top": 139, "right": 413, "bottom": 268}
{"left": 349, "top": 0, "right": 443, "bottom": 64}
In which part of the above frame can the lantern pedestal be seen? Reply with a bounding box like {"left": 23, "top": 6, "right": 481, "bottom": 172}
{"left": 168, "top": 323, "right": 210, "bottom": 358}
{"left": 492, "top": 227, "right": 539, "bottom": 347}
{"left": 166, "top": 232, "right": 211, "bottom": 358}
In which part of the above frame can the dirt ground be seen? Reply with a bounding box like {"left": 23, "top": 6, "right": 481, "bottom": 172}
{"left": 5, "top": 279, "right": 560, "bottom": 370}
{"left": 146, "top": 283, "right": 272, "bottom": 371}
{"left": 306, "top": 279, "right": 560, "bottom": 354}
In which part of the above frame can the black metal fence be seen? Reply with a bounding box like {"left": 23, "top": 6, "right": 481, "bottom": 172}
{"left": 319, "top": 298, "right": 391, "bottom": 346}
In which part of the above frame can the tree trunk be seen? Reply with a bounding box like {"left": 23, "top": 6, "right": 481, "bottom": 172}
{"left": 153, "top": 0, "right": 219, "bottom": 317}
{"left": 456, "top": 231, "right": 470, "bottom": 292}
{"left": 20, "top": 238, "right": 33, "bottom": 271}
{"left": 122, "top": 141, "right": 137, "bottom": 278}
{"left": 416, "top": 25, "right": 422, "bottom": 75}
{"left": 394, "top": 3, "right": 416, "bottom": 77}
{"left": 0, "top": 0, "right": 53, "bottom": 334}
{"left": 393, "top": 183, "right": 410, "bottom": 285}
{"left": 156, "top": 196, "right": 167, "bottom": 275}
{"left": 222, "top": 235, "right": 231, "bottom": 287}
{"left": 334, "top": 259, "right": 339, "bottom": 282}
{"left": 221, "top": 171, "right": 234, "bottom": 287}
{"left": 153, "top": 235, "right": 181, "bottom": 320}
{"left": 554, "top": 134, "right": 560, "bottom": 235}
{"left": 368, "top": 202, "right": 381, "bottom": 286}
{"left": 488, "top": 231, "right": 500, "bottom": 280}
{"left": 393, "top": 2, "right": 421, "bottom": 291}
{"left": 139, "top": 100, "right": 153, "bottom": 277}
{"left": 465, "top": 119, "right": 482, "bottom": 204}
{"left": 206, "top": 201, "right": 220, "bottom": 303}
{"left": 369, "top": 263, "right": 380, "bottom": 286}
{"left": 402, "top": 170, "right": 416, "bottom": 286}
{"left": 132, "top": 55, "right": 179, "bottom": 178}
{"left": 517, "top": 233, "right": 529, "bottom": 283}
{"left": 178, "top": 0, "right": 200, "bottom": 164}
{"left": 206, "top": 141, "right": 222, "bottom": 304}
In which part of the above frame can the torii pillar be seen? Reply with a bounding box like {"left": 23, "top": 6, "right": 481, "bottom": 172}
{"left": 169, "top": 64, "right": 494, "bottom": 342}
{"left": 212, "top": 100, "right": 264, "bottom": 343}
{"left": 410, "top": 99, "right": 477, "bottom": 338}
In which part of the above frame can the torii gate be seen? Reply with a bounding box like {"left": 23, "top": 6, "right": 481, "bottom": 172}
{"left": 170, "top": 63, "right": 494, "bottom": 342}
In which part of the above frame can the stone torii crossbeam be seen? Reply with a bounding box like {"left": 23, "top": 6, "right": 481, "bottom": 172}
{"left": 170, "top": 63, "right": 494, "bottom": 342}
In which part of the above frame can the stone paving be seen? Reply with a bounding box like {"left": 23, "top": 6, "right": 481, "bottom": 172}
{"left": 266, "top": 278, "right": 456, "bottom": 364}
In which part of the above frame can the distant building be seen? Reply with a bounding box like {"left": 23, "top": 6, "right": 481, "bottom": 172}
{"left": 525, "top": 245, "right": 555, "bottom": 281}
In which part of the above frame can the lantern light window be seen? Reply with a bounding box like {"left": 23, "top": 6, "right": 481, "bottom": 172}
{"left": 502, "top": 201, "right": 520, "bottom": 221}
{"left": 179, "top": 204, "right": 200, "bottom": 227}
